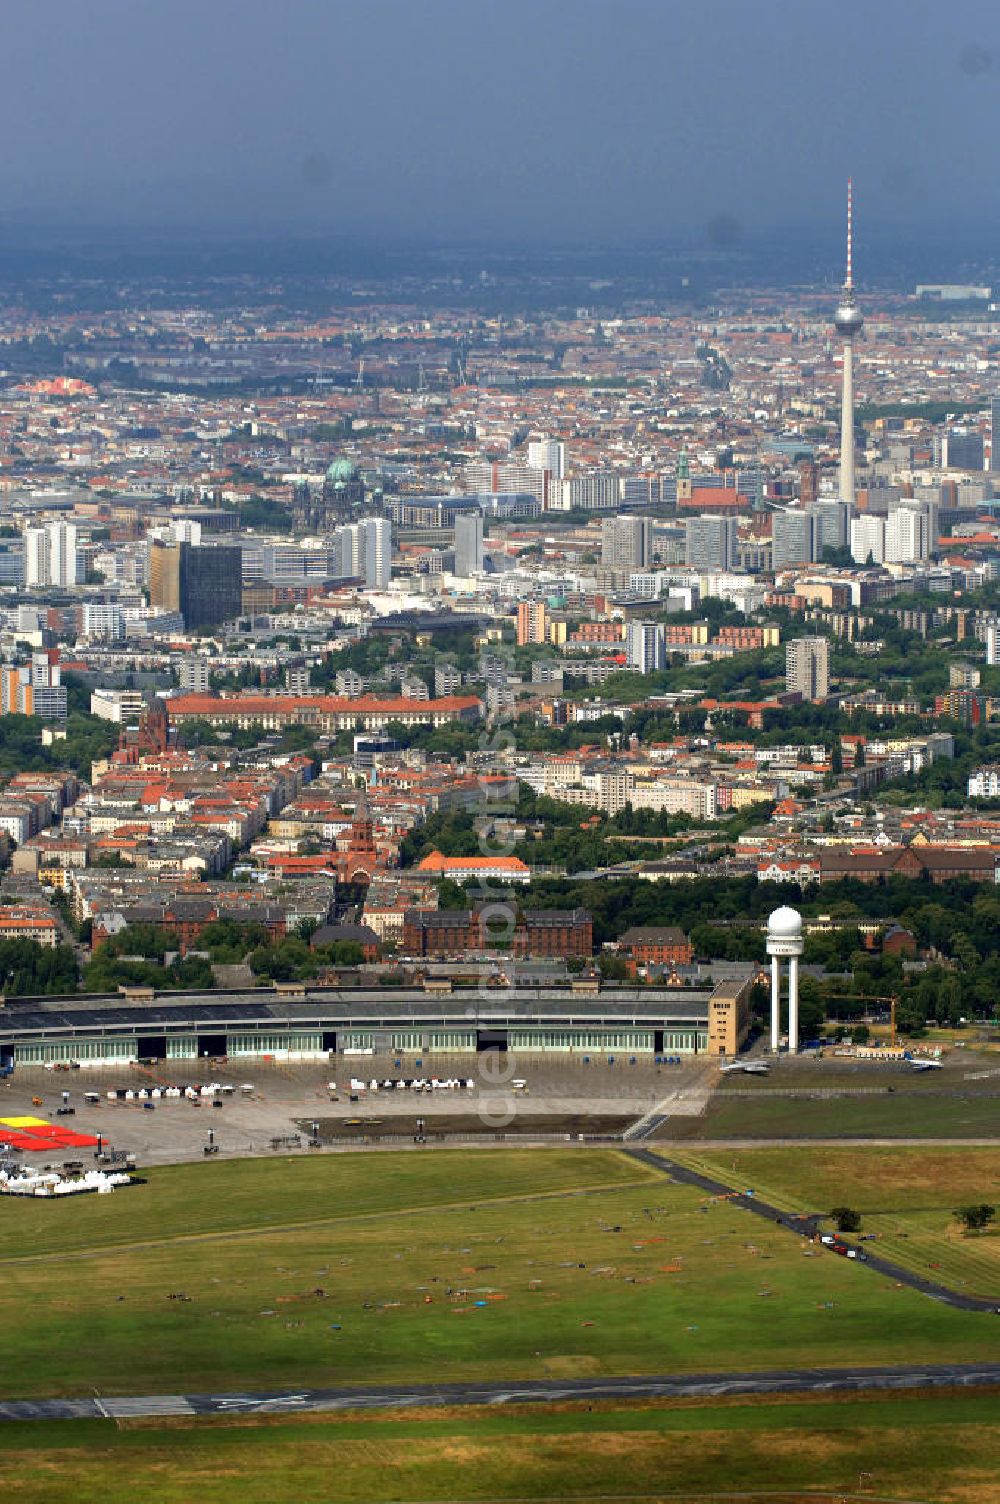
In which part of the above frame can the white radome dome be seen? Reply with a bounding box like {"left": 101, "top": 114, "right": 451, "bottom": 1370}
{"left": 768, "top": 905, "right": 802, "bottom": 938}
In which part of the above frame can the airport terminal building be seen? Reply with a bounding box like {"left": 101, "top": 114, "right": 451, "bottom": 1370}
{"left": 0, "top": 977, "right": 756, "bottom": 1069}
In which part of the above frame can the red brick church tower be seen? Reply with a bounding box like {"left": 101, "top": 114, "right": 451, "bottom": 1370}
{"left": 335, "top": 787, "right": 380, "bottom": 884}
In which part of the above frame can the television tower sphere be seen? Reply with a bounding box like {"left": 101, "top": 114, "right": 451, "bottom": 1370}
{"left": 767, "top": 905, "right": 803, "bottom": 940}
{"left": 834, "top": 298, "right": 864, "bottom": 338}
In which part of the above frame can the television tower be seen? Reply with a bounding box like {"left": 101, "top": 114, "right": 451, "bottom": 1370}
{"left": 833, "top": 179, "right": 863, "bottom": 504}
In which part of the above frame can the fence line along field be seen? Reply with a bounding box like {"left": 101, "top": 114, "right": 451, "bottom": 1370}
{"left": 1, "top": 1148, "right": 998, "bottom": 1401}
{"left": 670, "top": 1146, "right": 1000, "bottom": 1297}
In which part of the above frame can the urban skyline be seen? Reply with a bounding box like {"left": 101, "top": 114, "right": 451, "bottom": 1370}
{"left": 0, "top": 9, "right": 999, "bottom": 1500}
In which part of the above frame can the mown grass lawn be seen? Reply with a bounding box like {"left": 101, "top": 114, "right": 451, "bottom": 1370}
{"left": 673, "top": 1145, "right": 1000, "bottom": 1297}
{"left": 1, "top": 1149, "right": 996, "bottom": 1399}
{"left": 3, "top": 1392, "right": 1000, "bottom": 1503}
{"left": 665, "top": 1089, "right": 1000, "bottom": 1139}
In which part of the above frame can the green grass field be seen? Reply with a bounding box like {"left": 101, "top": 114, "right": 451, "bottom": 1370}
{"left": 671, "top": 1146, "right": 1000, "bottom": 1297}
{"left": 3, "top": 1392, "right": 1000, "bottom": 1502}
{"left": 1, "top": 1148, "right": 998, "bottom": 1401}
{"left": 663, "top": 1088, "right": 1000, "bottom": 1138}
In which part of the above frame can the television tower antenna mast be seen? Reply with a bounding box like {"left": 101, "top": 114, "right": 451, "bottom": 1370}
{"left": 833, "top": 178, "right": 864, "bottom": 505}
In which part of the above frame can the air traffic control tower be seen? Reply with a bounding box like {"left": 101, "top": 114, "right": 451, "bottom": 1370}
{"left": 767, "top": 905, "right": 804, "bottom": 1054}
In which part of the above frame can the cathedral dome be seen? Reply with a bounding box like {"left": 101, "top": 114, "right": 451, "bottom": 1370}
{"left": 326, "top": 458, "right": 357, "bottom": 485}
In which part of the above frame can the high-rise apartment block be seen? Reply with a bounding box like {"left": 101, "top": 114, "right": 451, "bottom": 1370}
{"left": 79, "top": 603, "right": 125, "bottom": 642}
{"left": 178, "top": 656, "right": 213, "bottom": 693}
{"left": 684, "top": 514, "right": 738, "bottom": 572}
{"left": 884, "top": 504, "right": 930, "bottom": 564}
{"left": 338, "top": 518, "right": 392, "bottom": 589}
{"left": 362, "top": 517, "right": 392, "bottom": 589}
{"left": 807, "top": 500, "right": 851, "bottom": 556}
{"left": 627, "top": 621, "right": 666, "bottom": 674}
{"left": 601, "top": 516, "right": 652, "bottom": 571}
{"left": 516, "top": 601, "right": 548, "bottom": 646}
{"left": 986, "top": 622, "right": 1000, "bottom": 667}
{"left": 25, "top": 522, "right": 80, "bottom": 588}
{"left": 527, "top": 437, "right": 566, "bottom": 478}
{"left": 453, "top": 512, "right": 484, "bottom": 577}
{"left": 548, "top": 473, "right": 620, "bottom": 511}
{"left": 1, "top": 654, "right": 66, "bottom": 719}
{"left": 785, "top": 636, "right": 830, "bottom": 702}
{"left": 771, "top": 509, "right": 817, "bottom": 569}
{"left": 850, "top": 514, "right": 886, "bottom": 565}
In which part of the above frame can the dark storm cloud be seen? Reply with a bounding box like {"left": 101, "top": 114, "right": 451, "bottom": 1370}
{"left": 0, "top": 0, "right": 996, "bottom": 240}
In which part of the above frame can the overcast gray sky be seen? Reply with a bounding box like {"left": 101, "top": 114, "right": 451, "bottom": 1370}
{"left": 1, "top": 0, "right": 998, "bottom": 241}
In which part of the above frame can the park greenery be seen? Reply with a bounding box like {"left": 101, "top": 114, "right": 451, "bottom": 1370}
{"left": 75, "top": 919, "right": 365, "bottom": 993}
{"left": 83, "top": 925, "right": 216, "bottom": 993}
{"left": 247, "top": 932, "right": 365, "bottom": 981}
{"left": 223, "top": 493, "right": 294, "bottom": 533}
{"left": 0, "top": 937, "right": 78, "bottom": 997}
{"left": 505, "top": 871, "right": 1000, "bottom": 1032}
{"left": 955, "top": 1204, "right": 996, "bottom": 1233}
{"left": 0, "top": 708, "right": 117, "bottom": 781}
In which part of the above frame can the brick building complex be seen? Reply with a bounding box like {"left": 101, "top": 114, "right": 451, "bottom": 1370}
{"left": 403, "top": 907, "right": 592, "bottom": 959}
{"left": 819, "top": 845, "right": 1000, "bottom": 884}
{"left": 618, "top": 926, "right": 694, "bottom": 975}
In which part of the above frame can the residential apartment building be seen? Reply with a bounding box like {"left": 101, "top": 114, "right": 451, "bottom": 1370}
{"left": 785, "top": 636, "right": 830, "bottom": 702}
{"left": 601, "top": 516, "right": 652, "bottom": 572}
{"left": 626, "top": 621, "right": 665, "bottom": 674}
{"left": 684, "top": 514, "right": 739, "bottom": 572}
{"left": 516, "top": 601, "right": 548, "bottom": 646}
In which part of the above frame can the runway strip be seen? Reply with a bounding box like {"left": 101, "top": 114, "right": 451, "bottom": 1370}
{"left": 2, "top": 1362, "right": 999, "bottom": 1422}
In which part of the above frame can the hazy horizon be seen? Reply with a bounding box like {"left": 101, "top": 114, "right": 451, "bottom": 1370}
{"left": 1, "top": 0, "right": 998, "bottom": 252}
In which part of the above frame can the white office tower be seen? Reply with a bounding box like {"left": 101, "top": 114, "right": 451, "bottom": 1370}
{"left": 454, "top": 512, "right": 484, "bottom": 577}
{"left": 771, "top": 509, "right": 817, "bottom": 569}
{"left": 172, "top": 518, "right": 203, "bottom": 545}
{"left": 338, "top": 523, "right": 365, "bottom": 580}
{"left": 850, "top": 513, "right": 886, "bottom": 565}
{"left": 362, "top": 517, "right": 392, "bottom": 589}
{"left": 834, "top": 180, "right": 864, "bottom": 504}
{"left": 807, "top": 500, "right": 851, "bottom": 555}
{"left": 80, "top": 603, "right": 125, "bottom": 642}
{"left": 24, "top": 522, "right": 80, "bottom": 587}
{"left": 884, "top": 504, "right": 930, "bottom": 564}
{"left": 627, "top": 620, "right": 666, "bottom": 674}
{"left": 986, "top": 622, "right": 1000, "bottom": 667}
{"left": 684, "top": 514, "right": 738, "bottom": 571}
{"left": 527, "top": 437, "right": 566, "bottom": 479}
{"left": 785, "top": 636, "right": 830, "bottom": 702}
{"left": 24, "top": 530, "right": 48, "bottom": 588}
{"left": 602, "top": 515, "right": 652, "bottom": 571}
{"left": 49, "top": 522, "right": 79, "bottom": 585}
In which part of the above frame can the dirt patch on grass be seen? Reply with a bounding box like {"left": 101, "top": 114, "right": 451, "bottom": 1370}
{"left": 538, "top": 1355, "right": 605, "bottom": 1378}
